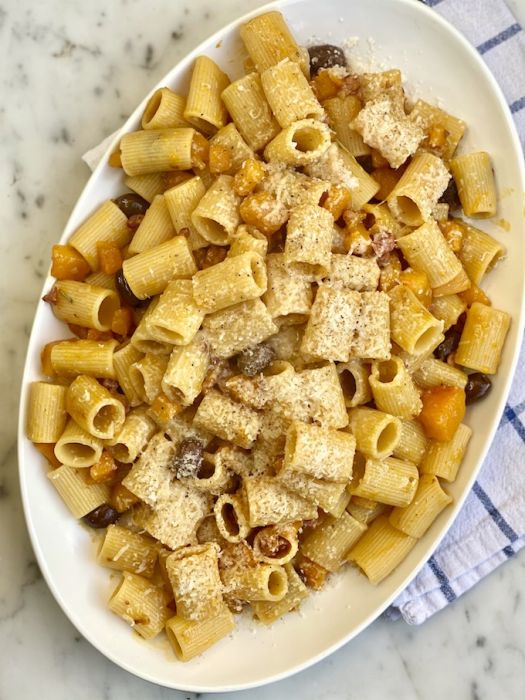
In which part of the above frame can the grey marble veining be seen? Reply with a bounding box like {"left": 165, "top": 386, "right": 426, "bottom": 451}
{"left": 2, "top": 0, "right": 525, "bottom": 697}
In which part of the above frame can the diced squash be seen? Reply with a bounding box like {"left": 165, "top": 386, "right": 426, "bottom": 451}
{"left": 108, "top": 150, "right": 122, "bottom": 168}
{"left": 209, "top": 143, "right": 233, "bottom": 174}
{"left": 191, "top": 132, "right": 209, "bottom": 171}
{"left": 51, "top": 245, "right": 91, "bottom": 281}
{"left": 439, "top": 220, "right": 465, "bottom": 253}
{"left": 86, "top": 329, "right": 114, "bottom": 341}
{"left": 371, "top": 167, "right": 399, "bottom": 200}
{"left": 343, "top": 223, "right": 371, "bottom": 255}
{"left": 459, "top": 284, "right": 491, "bottom": 307}
{"left": 418, "top": 386, "right": 466, "bottom": 441}
{"left": 399, "top": 268, "right": 432, "bottom": 307}
{"left": 239, "top": 191, "right": 288, "bottom": 235}
{"left": 90, "top": 451, "right": 118, "bottom": 483}
{"left": 111, "top": 307, "right": 134, "bottom": 337}
{"left": 233, "top": 159, "right": 266, "bottom": 196}
{"left": 149, "top": 392, "right": 184, "bottom": 426}
{"left": 311, "top": 69, "right": 342, "bottom": 101}
{"left": 322, "top": 185, "right": 351, "bottom": 220}
{"left": 110, "top": 483, "right": 140, "bottom": 513}
{"left": 379, "top": 253, "right": 402, "bottom": 292}
{"left": 97, "top": 241, "right": 123, "bottom": 275}
{"left": 33, "top": 442, "right": 61, "bottom": 468}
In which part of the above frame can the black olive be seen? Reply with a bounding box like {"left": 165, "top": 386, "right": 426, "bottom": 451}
{"left": 439, "top": 179, "right": 461, "bottom": 210}
{"left": 115, "top": 268, "right": 141, "bottom": 307}
{"left": 113, "top": 193, "right": 150, "bottom": 218}
{"left": 434, "top": 328, "right": 461, "bottom": 362}
{"left": 465, "top": 373, "right": 492, "bottom": 404}
{"left": 308, "top": 44, "right": 347, "bottom": 76}
{"left": 172, "top": 438, "right": 204, "bottom": 479}
{"left": 236, "top": 344, "right": 275, "bottom": 376}
{"left": 83, "top": 504, "right": 119, "bottom": 528}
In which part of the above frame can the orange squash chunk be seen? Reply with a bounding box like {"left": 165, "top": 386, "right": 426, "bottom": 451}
{"left": 33, "top": 442, "right": 61, "bottom": 468}
{"left": 90, "top": 451, "right": 118, "bottom": 483}
{"left": 233, "top": 158, "right": 266, "bottom": 196}
{"left": 459, "top": 284, "right": 491, "bottom": 307}
{"left": 97, "top": 241, "right": 123, "bottom": 275}
{"left": 191, "top": 132, "right": 209, "bottom": 171}
{"left": 399, "top": 269, "right": 432, "bottom": 307}
{"left": 209, "top": 143, "right": 233, "bottom": 174}
{"left": 111, "top": 306, "right": 134, "bottom": 337}
{"left": 51, "top": 245, "right": 91, "bottom": 281}
{"left": 311, "top": 69, "right": 342, "bottom": 101}
{"left": 239, "top": 191, "right": 288, "bottom": 235}
{"left": 371, "top": 167, "right": 399, "bottom": 200}
{"left": 322, "top": 185, "right": 351, "bottom": 220}
{"left": 149, "top": 392, "right": 184, "bottom": 425}
{"left": 110, "top": 483, "right": 140, "bottom": 513}
{"left": 419, "top": 386, "right": 466, "bottom": 441}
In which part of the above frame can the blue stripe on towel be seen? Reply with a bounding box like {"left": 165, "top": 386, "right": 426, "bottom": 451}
{"left": 510, "top": 95, "right": 525, "bottom": 113}
{"left": 500, "top": 401, "right": 525, "bottom": 426}
{"left": 472, "top": 482, "right": 519, "bottom": 543}
{"left": 476, "top": 23, "right": 522, "bottom": 54}
{"left": 503, "top": 405, "right": 525, "bottom": 441}
{"left": 428, "top": 556, "right": 456, "bottom": 602}
{"left": 424, "top": 0, "right": 445, "bottom": 7}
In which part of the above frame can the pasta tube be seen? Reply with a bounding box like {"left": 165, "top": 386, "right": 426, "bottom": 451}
{"left": 347, "top": 514, "right": 417, "bottom": 584}
{"left": 66, "top": 375, "right": 126, "bottom": 440}
{"left": 421, "top": 423, "right": 472, "bottom": 482}
{"left": 450, "top": 152, "right": 497, "bottom": 217}
{"left": 54, "top": 419, "right": 103, "bottom": 468}
{"left": 166, "top": 606, "right": 234, "bottom": 661}
{"left": 120, "top": 127, "right": 196, "bottom": 176}
{"left": 165, "top": 543, "right": 224, "bottom": 621}
{"left": 284, "top": 204, "right": 333, "bottom": 279}
{"left": 347, "top": 407, "right": 401, "bottom": 459}
{"left": 264, "top": 119, "right": 331, "bottom": 166}
{"left": 191, "top": 175, "right": 241, "bottom": 245}
{"left": 26, "top": 382, "right": 67, "bottom": 443}
{"left": 184, "top": 56, "right": 230, "bottom": 135}
{"left": 261, "top": 59, "right": 323, "bottom": 128}
{"left": 47, "top": 465, "right": 109, "bottom": 517}
{"left": 192, "top": 251, "right": 267, "bottom": 312}
{"left": 369, "top": 356, "right": 422, "bottom": 418}
{"left": 455, "top": 302, "right": 511, "bottom": 374}
{"left": 50, "top": 339, "right": 118, "bottom": 379}
{"left": 387, "top": 153, "right": 450, "bottom": 225}
{"left": 51, "top": 280, "right": 119, "bottom": 331}
{"left": 389, "top": 474, "right": 452, "bottom": 537}
{"left": 301, "top": 512, "right": 367, "bottom": 572}
{"left": 389, "top": 284, "right": 444, "bottom": 355}
{"left": 123, "top": 236, "right": 196, "bottom": 300}
{"left": 141, "top": 87, "right": 188, "bottom": 129}
{"left": 68, "top": 200, "right": 130, "bottom": 271}
{"left": 127, "top": 194, "right": 175, "bottom": 255}
{"left": 221, "top": 72, "right": 280, "bottom": 151}
{"left": 282, "top": 421, "right": 356, "bottom": 482}
{"left": 240, "top": 11, "right": 306, "bottom": 75}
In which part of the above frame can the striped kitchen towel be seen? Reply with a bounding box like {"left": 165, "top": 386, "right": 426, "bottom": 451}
{"left": 388, "top": 0, "right": 525, "bottom": 624}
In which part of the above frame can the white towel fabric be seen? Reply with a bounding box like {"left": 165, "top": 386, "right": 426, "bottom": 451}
{"left": 82, "top": 0, "right": 525, "bottom": 625}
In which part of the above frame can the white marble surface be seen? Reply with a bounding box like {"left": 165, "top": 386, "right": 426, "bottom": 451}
{"left": 2, "top": 0, "right": 525, "bottom": 697}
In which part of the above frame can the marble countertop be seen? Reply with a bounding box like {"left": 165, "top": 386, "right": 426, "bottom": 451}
{"left": 2, "top": 0, "right": 525, "bottom": 697}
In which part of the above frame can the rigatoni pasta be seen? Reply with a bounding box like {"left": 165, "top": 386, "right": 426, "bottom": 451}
{"left": 29, "top": 7, "right": 511, "bottom": 662}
